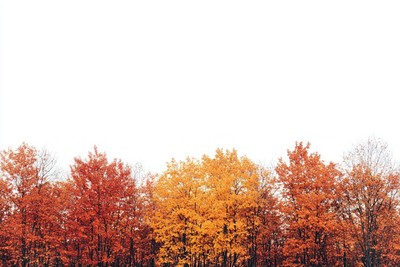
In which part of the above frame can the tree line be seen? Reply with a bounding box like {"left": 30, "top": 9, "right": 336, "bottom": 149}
{"left": 1, "top": 138, "right": 399, "bottom": 267}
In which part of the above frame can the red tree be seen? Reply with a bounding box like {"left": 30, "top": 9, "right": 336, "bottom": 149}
{"left": 0, "top": 143, "right": 62, "bottom": 266}
{"left": 276, "top": 142, "right": 342, "bottom": 267}
{"left": 65, "top": 147, "right": 142, "bottom": 266}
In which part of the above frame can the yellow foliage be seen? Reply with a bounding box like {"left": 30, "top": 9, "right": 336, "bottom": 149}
{"left": 152, "top": 149, "right": 266, "bottom": 266}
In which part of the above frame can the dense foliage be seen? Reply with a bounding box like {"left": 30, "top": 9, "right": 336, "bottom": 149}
{"left": 1, "top": 139, "right": 399, "bottom": 267}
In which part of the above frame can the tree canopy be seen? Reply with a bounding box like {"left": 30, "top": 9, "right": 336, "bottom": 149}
{"left": 1, "top": 138, "right": 399, "bottom": 267}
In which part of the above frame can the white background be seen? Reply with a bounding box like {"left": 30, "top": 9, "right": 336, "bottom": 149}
{"left": 1, "top": 1, "right": 400, "bottom": 174}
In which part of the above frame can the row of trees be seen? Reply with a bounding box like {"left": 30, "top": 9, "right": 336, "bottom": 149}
{"left": 1, "top": 138, "right": 400, "bottom": 266}
{"left": 0, "top": 145, "right": 155, "bottom": 267}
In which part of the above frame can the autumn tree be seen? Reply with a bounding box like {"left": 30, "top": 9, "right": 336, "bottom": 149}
{"left": 136, "top": 174, "right": 158, "bottom": 267}
{"left": 339, "top": 138, "right": 400, "bottom": 267}
{"left": 276, "top": 142, "right": 342, "bottom": 267}
{"left": 202, "top": 149, "right": 261, "bottom": 267}
{"left": 0, "top": 143, "right": 62, "bottom": 266}
{"left": 65, "top": 147, "right": 141, "bottom": 266}
{"left": 255, "top": 167, "right": 283, "bottom": 267}
{"left": 152, "top": 158, "right": 205, "bottom": 267}
{"left": 118, "top": 167, "right": 157, "bottom": 267}
{"left": 0, "top": 173, "right": 11, "bottom": 266}
{"left": 152, "top": 149, "right": 275, "bottom": 267}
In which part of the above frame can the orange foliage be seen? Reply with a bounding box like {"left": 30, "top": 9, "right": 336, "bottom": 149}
{"left": 1, "top": 140, "right": 399, "bottom": 267}
{"left": 0, "top": 143, "right": 63, "bottom": 266}
{"left": 339, "top": 138, "right": 400, "bottom": 267}
{"left": 276, "top": 142, "right": 342, "bottom": 267}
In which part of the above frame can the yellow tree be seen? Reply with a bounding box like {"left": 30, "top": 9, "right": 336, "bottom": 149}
{"left": 152, "top": 149, "right": 262, "bottom": 267}
{"left": 202, "top": 149, "right": 260, "bottom": 267}
{"left": 276, "top": 142, "right": 342, "bottom": 267}
{"left": 152, "top": 158, "right": 204, "bottom": 267}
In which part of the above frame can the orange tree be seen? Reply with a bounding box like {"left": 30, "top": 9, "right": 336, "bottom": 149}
{"left": 276, "top": 142, "right": 342, "bottom": 267}
{"left": 339, "top": 138, "right": 400, "bottom": 267}
{"left": 0, "top": 143, "right": 62, "bottom": 266}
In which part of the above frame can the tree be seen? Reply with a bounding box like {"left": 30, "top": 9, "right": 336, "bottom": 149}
{"left": 152, "top": 158, "right": 204, "bottom": 267}
{"left": 65, "top": 146, "right": 139, "bottom": 266}
{"left": 276, "top": 142, "right": 342, "bottom": 267}
{"left": 202, "top": 149, "right": 260, "bottom": 267}
{"left": 152, "top": 149, "right": 268, "bottom": 267}
{"left": 0, "top": 143, "right": 61, "bottom": 266}
{"left": 255, "top": 167, "right": 283, "bottom": 267}
{"left": 340, "top": 138, "right": 400, "bottom": 267}
{"left": 0, "top": 173, "right": 12, "bottom": 265}
{"left": 136, "top": 174, "right": 158, "bottom": 267}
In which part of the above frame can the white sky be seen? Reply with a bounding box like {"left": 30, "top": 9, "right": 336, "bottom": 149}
{"left": 1, "top": 1, "right": 400, "bottom": 174}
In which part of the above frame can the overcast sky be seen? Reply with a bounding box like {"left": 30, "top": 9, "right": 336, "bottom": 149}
{"left": 1, "top": 1, "right": 400, "bottom": 174}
